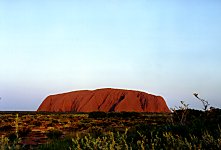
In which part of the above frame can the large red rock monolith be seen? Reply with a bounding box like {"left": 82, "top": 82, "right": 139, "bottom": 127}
{"left": 37, "top": 88, "right": 170, "bottom": 113}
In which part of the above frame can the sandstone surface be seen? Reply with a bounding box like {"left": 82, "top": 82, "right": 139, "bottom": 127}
{"left": 37, "top": 88, "right": 170, "bottom": 113}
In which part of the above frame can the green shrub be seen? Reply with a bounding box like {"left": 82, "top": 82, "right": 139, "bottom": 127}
{"left": 88, "top": 111, "right": 107, "bottom": 118}
{"left": 0, "top": 124, "right": 13, "bottom": 131}
{"left": 7, "top": 132, "right": 17, "bottom": 142}
{"left": 46, "top": 129, "right": 63, "bottom": 139}
{"left": 18, "top": 127, "right": 31, "bottom": 137}
{"left": 38, "top": 138, "right": 72, "bottom": 150}
{"left": 107, "top": 111, "right": 141, "bottom": 118}
{"left": 32, "top": 120, "right": 42, "bottom": 126}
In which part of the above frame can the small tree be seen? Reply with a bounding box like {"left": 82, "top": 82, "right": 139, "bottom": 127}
{"left": 193, "top": 93, "right": 210, "bottom": 111}
{"left": 171, "top": 101, "right": 189, "bottom": 125}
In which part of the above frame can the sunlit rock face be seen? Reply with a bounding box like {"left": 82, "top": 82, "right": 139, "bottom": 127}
{"left": 37, "top": 88, "right": 171, "bottom": 113}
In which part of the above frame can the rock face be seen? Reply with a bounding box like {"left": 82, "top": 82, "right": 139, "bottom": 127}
{"left": 37, "top": 88, "right": 170, "bottom": 113}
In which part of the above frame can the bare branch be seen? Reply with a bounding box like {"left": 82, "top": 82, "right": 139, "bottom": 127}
{"left": 193, "top": 93, "right": 210, "bottom": 111}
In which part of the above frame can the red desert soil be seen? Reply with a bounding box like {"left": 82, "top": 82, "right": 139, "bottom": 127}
{"left": 37, "top": 88, "right": 170, "bottom": 113}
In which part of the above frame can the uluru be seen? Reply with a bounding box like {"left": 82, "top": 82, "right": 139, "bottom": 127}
{"left": 37, "top": 88, "right": 170, "bottom": 113}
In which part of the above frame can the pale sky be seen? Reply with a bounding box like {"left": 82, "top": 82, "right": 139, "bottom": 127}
{"left": 0, "top": 0, "right": 221, "bottom": 111}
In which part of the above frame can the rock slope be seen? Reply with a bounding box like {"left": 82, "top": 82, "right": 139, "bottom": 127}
{"left": 37, "top": 88, "right": 170, "bottom": 113}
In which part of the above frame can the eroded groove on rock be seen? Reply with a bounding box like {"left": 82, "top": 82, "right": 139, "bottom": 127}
{"left": 109, "top": 95, "right": 125, "bottom": 112}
